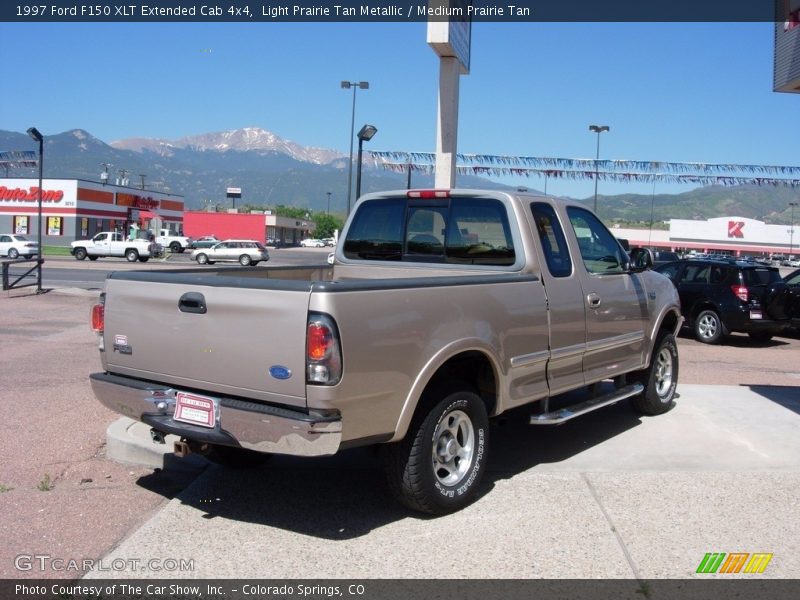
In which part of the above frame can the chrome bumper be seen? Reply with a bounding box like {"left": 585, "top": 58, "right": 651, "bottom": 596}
{"left": 90, "top": 373, "right": 341, "bottom": 457}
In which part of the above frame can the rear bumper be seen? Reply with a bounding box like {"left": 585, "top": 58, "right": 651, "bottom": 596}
{"left": 90, "top": 372, "right": 341, "bottom": 457}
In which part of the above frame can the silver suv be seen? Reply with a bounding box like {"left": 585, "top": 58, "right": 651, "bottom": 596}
{"left": 191, "top": 239, "right": 269, "bottom": 266}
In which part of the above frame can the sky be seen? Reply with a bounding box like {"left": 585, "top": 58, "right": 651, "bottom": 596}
{"left": 1, "top": 20, "right": 798, "bottom": 199}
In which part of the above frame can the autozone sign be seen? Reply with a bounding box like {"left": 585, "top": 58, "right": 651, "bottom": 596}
{"left": 728, "top": 221, "right": 745, "bottom": 238}
{"left": 0, "top": 185, "right": 65, "bottom": 202}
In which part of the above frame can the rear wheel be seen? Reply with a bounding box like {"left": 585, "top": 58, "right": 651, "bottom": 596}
{"left": 74, "top": 247, "right": 87, "bottom": 261}
{"left": 125, "top": 249, "right": 139, "bottom": 262}
{"left": 138, "top": 257, "right": 149, "bottom": 263}
{"left": 694, "top": 309, "right": 722, "bottom": 344}
{"left": 169, "top": 242, "right": 181, "bottom": 253}
{"left": 239, "top": 254, "right": 252, "bottom": 266}
{"left": 88, "top": 256, "right": 98, "bottom": 261}
{"left": 630, "top": 332, "right": 679, "bottom": 415}
{"left": 383, "top": 383, "right": 489, "bottom": 514}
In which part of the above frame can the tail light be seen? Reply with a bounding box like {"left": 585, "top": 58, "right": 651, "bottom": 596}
{"left": 91, "top": 293, "right": 106, "bottom": 351}
{"left": 306, "top": 313, "right": 342, "bottom": 385}
{"left": 407, "top": 190, "right": 451, "bottom": 199}
{"left": 731, "top": 285, "right": 749, "bottom": 303}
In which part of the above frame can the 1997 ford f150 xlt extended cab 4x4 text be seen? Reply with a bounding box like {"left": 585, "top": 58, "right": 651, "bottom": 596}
{"left": 89, "top": 189, "right": 682, "bottom": 514}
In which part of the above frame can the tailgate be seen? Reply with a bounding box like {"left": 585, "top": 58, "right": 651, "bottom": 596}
{"left": 102, "top": 277, "right": 310, "bottom": 407}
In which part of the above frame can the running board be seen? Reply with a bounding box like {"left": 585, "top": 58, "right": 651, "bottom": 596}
{"left": 529, "top": 383, "right": 644, "bottom": 425}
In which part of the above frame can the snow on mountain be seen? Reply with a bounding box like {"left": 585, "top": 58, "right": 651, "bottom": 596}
{"left": 111, "top": 127, "right": 343, "bottom": 165}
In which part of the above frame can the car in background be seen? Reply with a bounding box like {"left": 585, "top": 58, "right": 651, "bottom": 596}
{"left": 655, "top": 258, "right": 792, "bottom": 344}
{"left": 191, "top": 240, "right": 269, "bottom": 266}
{"left": 300, "top": 238, "right": 326, "bottom": 247}
{"left": 321, "top": 237, "right": 337, "bottom": 247}
{"left": 0, "top": 234, "right": 39, "bottom": 259}
{"left": 784, "top": 268, "right": 800, "bottom": 331}
{"left": 190, "top": 235, "right": 220, "bottom": 249}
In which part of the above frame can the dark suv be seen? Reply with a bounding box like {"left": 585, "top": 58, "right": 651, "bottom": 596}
{"left": 655, "top": 259, "right": 792, "bottom": 344}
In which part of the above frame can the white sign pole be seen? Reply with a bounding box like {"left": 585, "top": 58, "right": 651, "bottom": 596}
{"left": 435, "top": 56, "right": 461, "bottom": 189}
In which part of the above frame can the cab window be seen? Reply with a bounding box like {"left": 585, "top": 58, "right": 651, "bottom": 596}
{"left": 531, "top": 202, "right": 572, "bottom": 277}
{"left": 566, "top": 207, "right": 626, "bottom": 274}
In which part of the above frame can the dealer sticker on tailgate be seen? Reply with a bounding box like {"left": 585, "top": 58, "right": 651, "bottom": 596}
{"left": 173, "top": 392, "right": 217, "bottom": 428}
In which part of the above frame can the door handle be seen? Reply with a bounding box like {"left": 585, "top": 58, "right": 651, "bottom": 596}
{"left": 587, "top": 293, "right": 602, "bottom": 308}
{"left": 179, "top": 292, "right": 207, "bottom": 314}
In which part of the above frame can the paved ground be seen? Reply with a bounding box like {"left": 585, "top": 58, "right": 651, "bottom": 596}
{"left": 0, "top": 279, "right": 798, "bottom": 580}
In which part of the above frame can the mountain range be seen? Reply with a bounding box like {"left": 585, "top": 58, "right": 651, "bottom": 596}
{"left": 1, "top": 127, "right": 798, "bottom": 225}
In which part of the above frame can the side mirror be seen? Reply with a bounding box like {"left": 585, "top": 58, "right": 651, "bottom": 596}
{"left": 628, "top": 247, "right": 653, "bottom": 272}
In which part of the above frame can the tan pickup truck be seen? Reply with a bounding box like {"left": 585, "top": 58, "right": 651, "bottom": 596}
{"left": 89, "top": 189, "right": 682, "bottom": 514}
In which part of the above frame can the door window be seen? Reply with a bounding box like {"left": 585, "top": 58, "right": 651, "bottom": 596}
{"left": 566, "top": 207, "right": 626, "bottom": 274}
{"left": 531, "top": 203, "right": 572, "bottom": 277}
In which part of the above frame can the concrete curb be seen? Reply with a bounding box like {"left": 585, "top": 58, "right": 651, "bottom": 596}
{"left": 105, "top": 417, "right": 207, "bottom": 472}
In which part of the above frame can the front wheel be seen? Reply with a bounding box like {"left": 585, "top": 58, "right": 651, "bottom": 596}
{"left": 630, "top": 332, "right": 679, "bottom": 415}
{"left": 138, "top": 257, "right": 149, "bottom": 263}
{"left": 125, "top": 249, "right": 139, "bottom": 262}
{"left": 169, "top": 242, "right": 181, "bottom": 253}
{"left": 73, "top": 247, "right": 87, "bottom": 261}
{"left": 8, "top": 248, "right": 19, "bottom": 259}
{"left": 196, "top": 253, "right": 208, "bottom": 265}
{"left": 694, "top": 309, "right": 722, "bottom": 344}
{"left": 383, "top": 383, "right": 489, "bottom": 515}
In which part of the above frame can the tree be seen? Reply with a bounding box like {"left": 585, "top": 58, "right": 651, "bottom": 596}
{"left": 313, "top": 213, "right": 344, "bottom": 239}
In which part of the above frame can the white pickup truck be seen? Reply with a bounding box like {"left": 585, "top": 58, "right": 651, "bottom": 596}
{"left": 70, "top": 232, "right": 158, "bottom": 262}
{"left": 155, "top": 229, "right": 193, "bottom": 253}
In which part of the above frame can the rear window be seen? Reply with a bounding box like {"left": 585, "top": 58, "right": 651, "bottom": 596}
{"left": 343, "top": 197, "right": 516, "bottom": 266}
{"left": 742, "top": 268, "right": 781, "bottom": 286}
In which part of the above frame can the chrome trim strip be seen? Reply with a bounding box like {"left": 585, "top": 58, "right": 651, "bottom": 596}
{"left": 510, "top": 350, "right": 549, "bottom": 368}
{"left": 550, "top": 342, "right": 585, "bottom": 360}
{"left": 90, "top": 373, "right": 341, "bottom": 457}
{"left": 585, "top": 331, "right": 645, "bottom": 355}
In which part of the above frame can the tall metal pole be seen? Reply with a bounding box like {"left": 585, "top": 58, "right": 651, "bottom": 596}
{"left": 326, "top": 191, "right": 331, "bottom": 214}
{"left": 589, "top": 125, "right": 609, "bottom": 213}
{"left": 342, "top": 81, "right": 368, "bottom": 216}
{"left": 27, "top": 127, "right": 44, "bottom": 294}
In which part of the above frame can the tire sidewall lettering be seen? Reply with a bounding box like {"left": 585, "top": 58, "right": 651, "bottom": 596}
{"left": 430, "top": 397, "right": 486, "bottom": 499}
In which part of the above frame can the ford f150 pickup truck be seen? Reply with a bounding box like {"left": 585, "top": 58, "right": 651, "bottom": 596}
{"left": 71, "top": 232, "right": 158, "bottom": 262}
{"left": 89, "top": 189, "right": 682, "bottom": 514}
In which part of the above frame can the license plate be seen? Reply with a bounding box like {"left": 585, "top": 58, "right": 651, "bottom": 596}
{"left": 174, "top": 392, "right": 217, "bottom": 428}
{"left": 750, "top": 311, "right": 763, "bottom": 320}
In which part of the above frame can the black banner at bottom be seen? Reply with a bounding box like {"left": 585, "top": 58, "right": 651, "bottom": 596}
{"left": 3, "top": 579, "right": 800, "bottom": 600}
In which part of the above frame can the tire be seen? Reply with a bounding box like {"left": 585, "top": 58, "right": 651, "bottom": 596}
{"left": 8, "top": 248, "right": 19, "bottom": 259}
{"left": 138, "top": 257, "right": 149, "bottom": 263}
{"left": 694, "top": 309, "right": 723, "bottom": 344}
{"left": 74, "top": 247, "right": 87, "bottom": 261}
{"left": 169, "top": 242, "right": 181, "bottom": 253}
{"left": 630, "top": 332, "right": 679, "bottom": 415}
{"left": 238, "top": 254, "right": 252, "bottom": 266}
{"left": 748, "top": 332, "right": 774, "bottom": 344}
{"left": 196, "top": 253, "right": 208, "bottom": 265}
{"left": 88, "top": 256, "right": 98, "bottom": 261}
{"left": 125, "top": 249, "right": 139, "bottom": 262}
{"left": 205, "top": 445, "right": 271, "bottom": 469}
{"left": 383, "top": 383, "right": 489, "bottom": 515}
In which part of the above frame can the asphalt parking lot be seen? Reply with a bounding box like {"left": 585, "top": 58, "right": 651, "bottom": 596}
{"left": 1, "top": 277, "right": 798, "bottom": 582}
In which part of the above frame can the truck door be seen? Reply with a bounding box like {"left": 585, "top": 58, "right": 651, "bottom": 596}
{"left": 529, "top": 202, "right": 587, "bottom": 395}
{"left": 93, "top": 233, "right": 109, "bottom": 256}
{"left": 564, "top": 207, "right": 648, "bottom": 384}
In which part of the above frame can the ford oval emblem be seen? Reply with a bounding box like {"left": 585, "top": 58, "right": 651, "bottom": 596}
{"left": 269, "top": 366, "right": 292, "bottom": 380}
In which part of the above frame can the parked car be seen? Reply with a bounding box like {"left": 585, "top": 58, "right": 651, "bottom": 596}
{"left": 191, "top": 240, "right": 269, "bottom": 266}
{"left": 0, "top": 234, "right": 39, "bottom": 259}
{"left": 784, "top": 268, "right": 800, "bottom": 331}
{"left": 321, "top": 237, "right": 337, "bottom": 247}
{"left": 655, "top": 258, "right": 792, "bottom": 344}
{"left": 190, "top": 235, "right": 220, "bottom": 249}
{"left": 634, "top": 249, "right": 680, "bottom": 267}
{"left": 300, "top": 238, "right": 326, "bottom": 248}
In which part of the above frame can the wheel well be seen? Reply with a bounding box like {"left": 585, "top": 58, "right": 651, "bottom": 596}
{"left": 419, "top": 351, "right": 497, "bottom": 417}
{"left": 691, "top": 302, "right": 718, "bottom": 322}
{"left": 659, "top": 310, "right": 680, "bottom": 337}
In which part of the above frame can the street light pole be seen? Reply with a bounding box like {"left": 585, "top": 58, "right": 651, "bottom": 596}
{"left": 355, "top": 124, "right": 377, "bottom": 202}
{"left": 27, "top": 127, "right": 44, "bottom": 294}
{"left": 341, "top": 80, "right": 369, "bottom": 215}
{"left": 326, "top": 191, "right": 331, "bottom": 214}
{"left": 790, "top": 201, "right": 798, "bottom": 257}
{"left": 589, "top": 124, "right": 610, "bottom": 213}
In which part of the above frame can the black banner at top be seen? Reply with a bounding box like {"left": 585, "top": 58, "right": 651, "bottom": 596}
{"left": 0, "top": 1, "right": 791, "bottom": 23}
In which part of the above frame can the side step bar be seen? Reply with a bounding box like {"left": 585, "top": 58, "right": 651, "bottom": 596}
{"left": 530, "top": 383, "right": 644, "bottom": 425}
